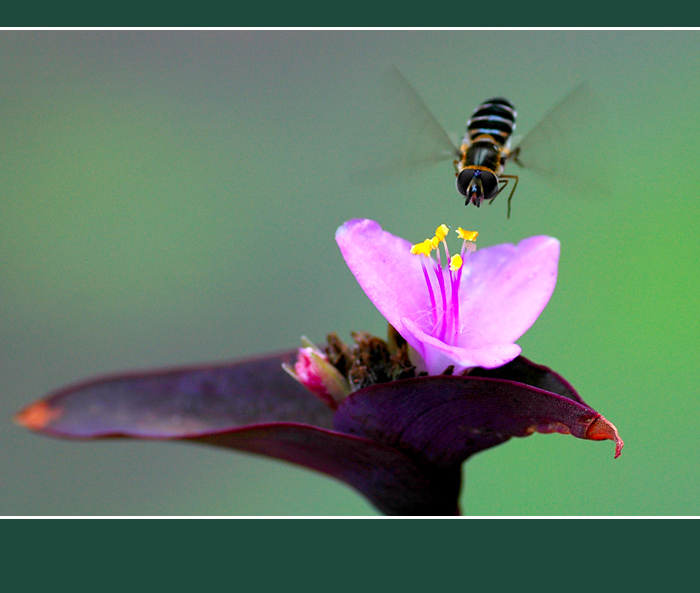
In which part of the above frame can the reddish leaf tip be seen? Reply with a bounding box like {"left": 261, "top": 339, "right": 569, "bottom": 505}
{"left": 14, "top": 401, "right": 62, "bottom": 431}
{"left": 585, "top": 415, "right": 624, "bottom": 459}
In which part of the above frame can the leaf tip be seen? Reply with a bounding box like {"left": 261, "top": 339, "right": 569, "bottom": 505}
{"left": 14, "top": 401, "right": 62, "bottom": 432}
{"left": 585, "top": 414, "right": 624, "bottom": 459}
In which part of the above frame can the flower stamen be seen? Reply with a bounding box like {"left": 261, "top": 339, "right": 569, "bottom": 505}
{"left": 457, "top": 228, "right": 478, "bottom": 242}
{"left": 456, "top": 229, "right": 478, "bottom": 300}
{"left": 410, "top": 238, "right": 438, "bottom": 326}
{"left": 410, "top": 224, "right": 478, "bottom": 346}
{"left": 449, "top": 254, "right": 463, "bottom": 337}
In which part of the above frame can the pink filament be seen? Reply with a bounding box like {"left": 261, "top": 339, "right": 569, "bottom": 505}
{"left": 450, "top": 268, "right": 460, "bottom": 340}
{"left": 420, "top": 257, "right": 437, "bottom": 326}
{"left": 432, "top": 249, "right": 449, "bottom": 342}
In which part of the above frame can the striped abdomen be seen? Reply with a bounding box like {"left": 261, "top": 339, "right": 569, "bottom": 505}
{"left": 466, "top": 97, "right": 517, "bottom": 147}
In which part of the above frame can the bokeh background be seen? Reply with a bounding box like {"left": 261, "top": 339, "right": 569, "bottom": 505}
{"left": 2, "top": 30, "right": 698, "bottom": 516}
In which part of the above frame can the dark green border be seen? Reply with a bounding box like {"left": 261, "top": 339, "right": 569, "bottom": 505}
{"left": 4, "top": 518, "right": 697, "bottom": 587}
{"left": 0, "top": 2, "right": 692, "bottom": 27}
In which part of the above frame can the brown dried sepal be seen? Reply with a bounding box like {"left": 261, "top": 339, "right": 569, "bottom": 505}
{"left": 324, "top": 326, "right": 416, "bottom": 392}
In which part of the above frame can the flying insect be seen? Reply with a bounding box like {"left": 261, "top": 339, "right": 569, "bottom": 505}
{"left": 359, "top": 66, "right": 609, "bottom": 217}
{"left": 455, "top": 95, "right": 521, "bottom": 213}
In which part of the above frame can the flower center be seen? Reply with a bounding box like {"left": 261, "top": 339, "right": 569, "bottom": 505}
{"left": 410, "top": 224, "right": 478, "bottom": 345}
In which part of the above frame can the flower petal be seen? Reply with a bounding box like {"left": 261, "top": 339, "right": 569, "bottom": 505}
{"left": 402, "top": 315, "right": 522, "bottom": 374}
{"left": 14, "top": 351, "right": 334, "bottom": 438}
{"left": 456, "top": 235, "right": 560, "bottom": 346}
{"left": 335, "top": 218, "right": 432, "bottom": 346}
{"left": 334, "top": 371, "right": 623, "bottom": 470}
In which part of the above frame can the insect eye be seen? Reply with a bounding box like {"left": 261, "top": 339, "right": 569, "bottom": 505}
{"left": 480, "top": 171, "right": 499, "bottom": 200}
{"left": 455, "top": 169, "right": 475, "bottom": 197}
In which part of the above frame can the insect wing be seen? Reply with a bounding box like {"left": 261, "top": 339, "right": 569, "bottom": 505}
{"left": 513, "top": 82, "right": 614, "bottom": 198}
{"left": 354, "top": 66, "right": 459, "bottom": 186}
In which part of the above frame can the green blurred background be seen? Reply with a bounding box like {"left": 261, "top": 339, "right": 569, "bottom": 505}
{"left": 1, "top": 30, "right": 698, "bottom": 516}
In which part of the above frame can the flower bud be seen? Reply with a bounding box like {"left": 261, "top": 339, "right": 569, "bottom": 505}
{"left": 283, "top": 339, "right": 350, "bottom": 410}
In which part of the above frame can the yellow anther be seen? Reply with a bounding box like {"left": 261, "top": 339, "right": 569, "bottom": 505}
{"left": 457, "top": 228, "right": 478, "bottom": 242}
{"left": 412, "top": 225, "right": 479, "bottom": 260}
{"left": 449, "top": 254, "right": 463, "bottom": 272}
{"left": 434, "top": 224, "right": 449, "bottom": 242}
{"left": 410, "top": 239, "right": 434, "bottom": 257}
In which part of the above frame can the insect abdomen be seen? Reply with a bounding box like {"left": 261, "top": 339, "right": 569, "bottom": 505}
{"left": 466, "top": 98, "right": 517, "bottom": 146}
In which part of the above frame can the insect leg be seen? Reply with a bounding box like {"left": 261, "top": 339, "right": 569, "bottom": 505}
{"left": 496, "top": 174, "right": 519, "bottom": 218}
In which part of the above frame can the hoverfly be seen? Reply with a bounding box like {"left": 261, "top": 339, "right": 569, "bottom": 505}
{"left": 455, "top": 95, "right": 520, "bottom": 214}
{"left": 358, "top": 66, "right": 609, "bottom": 218}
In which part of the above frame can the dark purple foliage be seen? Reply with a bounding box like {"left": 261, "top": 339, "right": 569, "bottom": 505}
{"left": 16, "top": 350, "right": 621, "bottom": 515}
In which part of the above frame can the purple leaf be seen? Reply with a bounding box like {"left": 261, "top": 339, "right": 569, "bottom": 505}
{"left": 188, "top": 424, "right": 461, "bottom": 516}
{"left": 470, "top": 355, "right": 586, "bottom": 405}
{"left": 334, "top": 373, "right": 623, "bottom": 470}
{"left": 15, "top": 351, "right": 334, "bottom": 438}
{"left": 15, "top": 351, "right": 622, "bottom": 515}
{"left": 16, "top": 355, "right": 462, "bottom": 514}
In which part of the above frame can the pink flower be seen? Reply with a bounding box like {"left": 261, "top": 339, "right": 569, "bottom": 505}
{"left": 336, "top": 219, "right": 560, "bottom": 376}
